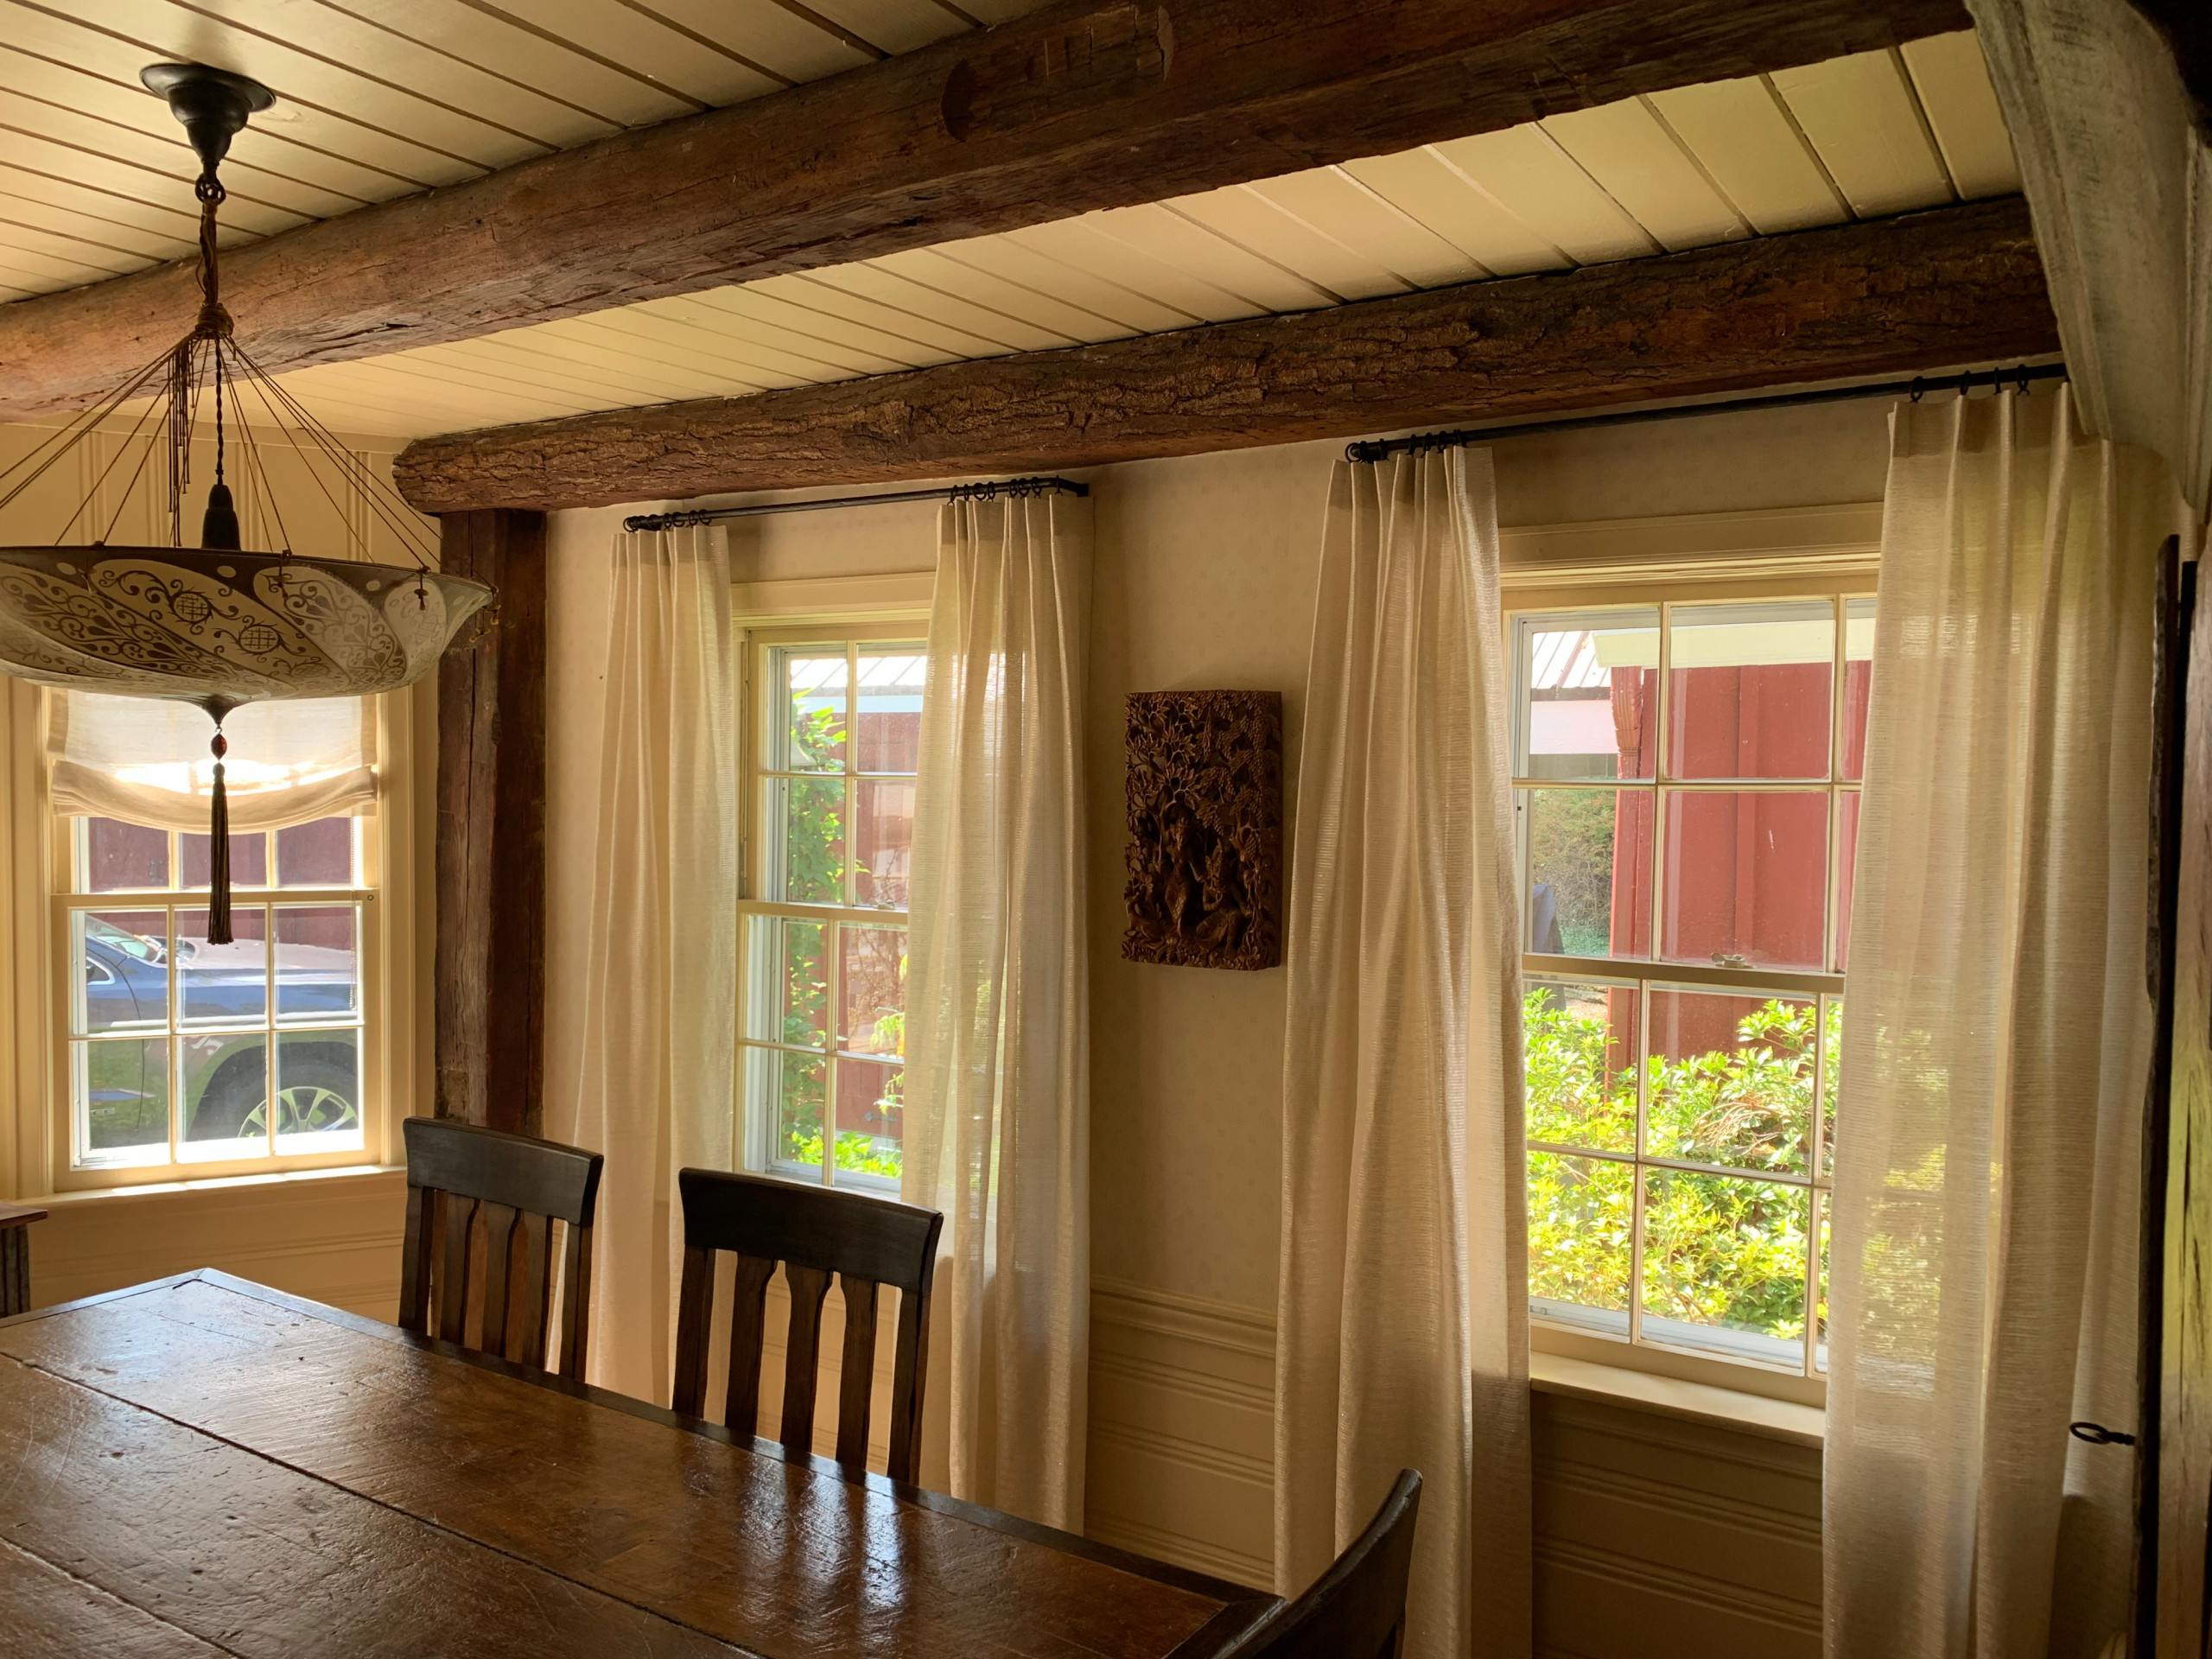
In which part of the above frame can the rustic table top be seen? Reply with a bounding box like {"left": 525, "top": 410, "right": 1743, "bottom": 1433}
{"left": 0, "top": 1270, "right": 1274, "bottom": 1658}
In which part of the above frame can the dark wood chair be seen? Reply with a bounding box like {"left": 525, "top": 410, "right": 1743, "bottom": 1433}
{"left": 1219, "top": 1470, "right": 1422, "bottom": 1659}
{"left": 672, "top": 1168, "right": 942, "bottom": 1482}
{"left": 0, "top": 1201, "right": 47, "bottom": 1318}
{"left": 398, "top": 1116, "right": 603, "bottom": 1380}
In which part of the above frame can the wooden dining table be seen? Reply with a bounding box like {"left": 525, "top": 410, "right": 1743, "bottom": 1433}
{"left": 0, "top": 1269, "right": 1277, "bottom": 1657}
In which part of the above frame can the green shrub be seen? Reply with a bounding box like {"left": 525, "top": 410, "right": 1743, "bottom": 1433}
{"left": 1524, "top": 988, "right": 1839, "bottom": 1342}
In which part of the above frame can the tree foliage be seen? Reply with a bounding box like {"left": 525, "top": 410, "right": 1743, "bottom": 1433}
{"left": 1524, "top": 988, "right": 1839, "bottom": 1344}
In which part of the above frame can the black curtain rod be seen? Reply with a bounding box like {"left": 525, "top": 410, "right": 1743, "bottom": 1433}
{"left": 1344, "top": 362, "right": 2069, "bottom": 464}
{"left": 623, "top": 474, "right": 1088, "bottom": 532}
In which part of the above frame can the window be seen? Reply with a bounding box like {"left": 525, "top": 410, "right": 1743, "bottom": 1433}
{"left": 739, "top": 628, "right": 925, "bottom": 1192}
{"left": 1513, "top": 589, "right": 1872, "bottom": 1379}
{"left": 57, "top": 814, "right": 372, "bottom": 1177}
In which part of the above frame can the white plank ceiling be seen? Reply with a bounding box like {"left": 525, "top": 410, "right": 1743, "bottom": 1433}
{"left": 0, "top": 10, "right": 2020, "bottom": 443}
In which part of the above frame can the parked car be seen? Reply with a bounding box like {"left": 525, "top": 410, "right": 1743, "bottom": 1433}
{"left": 81, "top": 915, "right": 359, "bottom": 1154}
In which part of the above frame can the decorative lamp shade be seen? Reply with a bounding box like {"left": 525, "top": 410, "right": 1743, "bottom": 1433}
{"left": 0, "top": 547, "right": 491, "bottom": 716}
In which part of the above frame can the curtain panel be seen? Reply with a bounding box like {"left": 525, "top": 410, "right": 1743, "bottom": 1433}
{"left": 901, "top": 491, "right": 1091, "bottom": 1531}
{"left": 1275, "top": 448, "right": 1530, "bottom": 1659}
{"left": 49, "top": 690, "right": 376, "bottom": 830}
{"left": 1825, "top": 387, "right": 2173, "bottom": 1658}
{"left": 544, "top": 523, "right": 737, "bottom": 1406}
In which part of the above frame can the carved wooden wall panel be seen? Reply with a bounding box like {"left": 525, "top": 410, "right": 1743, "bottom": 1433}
{"left": 1122, "top": 690, "right": 1281, "bottom": 971}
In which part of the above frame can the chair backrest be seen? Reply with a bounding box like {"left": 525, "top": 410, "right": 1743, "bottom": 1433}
{"left": 672, "top": 1168, "right": 943, "bottom": 1482}
{"left": 397, "top": 1116, "right": 603, "bottom": 1380}
{"left": 1219, "top": 1470, "right": 1422, "bottom": 1659}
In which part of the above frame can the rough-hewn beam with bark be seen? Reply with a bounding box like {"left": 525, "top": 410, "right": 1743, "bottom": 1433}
{"left": 435, "top": 509, "right": 546, "bottom": 1137}
{"left": 393, "top": 198, "right": 2055, "bottom": 513}
{"left": 0, "top": 0, "right": 1971, "bottom": 419}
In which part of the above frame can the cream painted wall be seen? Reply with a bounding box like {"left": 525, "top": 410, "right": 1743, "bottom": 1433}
{"left": 532, "top": 400, "right": 1887, "bottom": 1653}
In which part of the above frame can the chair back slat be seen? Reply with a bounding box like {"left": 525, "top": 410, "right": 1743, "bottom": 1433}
{"left": 715, "top": 1255, "right": 777, "bottom": 1432}
{"left": 835, "top": 1276, "right": 880, "bottom": 1472}
{"left": 673, "top": 1168, "right": 942, "bottom": 1482}
{"left": 779, "top": 1263, "right": 833, "bottom": 1451}
{"left": 399, "top": 1117, "right": 602, "bottom": 1380}
{"left": 1218, "top": 1470, "right": 1422, "bottom": 1659}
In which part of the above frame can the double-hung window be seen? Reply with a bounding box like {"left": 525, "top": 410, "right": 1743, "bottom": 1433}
{"left": 58, "top": 812, "right": 374, "bottom": 1180}
{"left": 1512, "top": 587, "right": 1872, "bottom": 1380}
{"left": 738, "top": 627, "right": 925, "bottom": 1192}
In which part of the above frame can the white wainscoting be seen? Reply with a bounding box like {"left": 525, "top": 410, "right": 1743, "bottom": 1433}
{"left": 1086, "top": 1277, "right": 1825, "bottom": 1658}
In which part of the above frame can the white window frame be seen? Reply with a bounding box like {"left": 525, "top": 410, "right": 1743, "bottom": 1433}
{"left": 736, "top": 621, "right": 928, "bottom": 1194}
{"left": 13, "top": 681, "right": 428, "bottom": 1197}
{"left": 1505, "top": 562, "right": 1876, "bottom": 1406}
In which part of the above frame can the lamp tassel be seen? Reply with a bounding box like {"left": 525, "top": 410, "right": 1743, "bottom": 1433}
{"left": 207, "top": 728, "right": 232, "bottom": 945}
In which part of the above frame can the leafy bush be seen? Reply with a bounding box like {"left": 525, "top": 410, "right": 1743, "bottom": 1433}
{"left": 778, "top": 702, "right": 904, "bottom": 1179}
{"left": 1528, "top": 790, "right": 1618, "bottom": 956}
{"left": 1524, "top": 988, "right": 1838, "bottom": 1342}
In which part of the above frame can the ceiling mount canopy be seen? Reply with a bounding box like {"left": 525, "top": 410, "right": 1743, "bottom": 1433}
{"left": 0, "top": 61, "right": 493, "bottom": 941}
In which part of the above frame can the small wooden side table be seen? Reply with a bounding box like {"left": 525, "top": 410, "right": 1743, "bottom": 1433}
{"left": 0, "top": 1202, "right": 47, "bottom": 1318}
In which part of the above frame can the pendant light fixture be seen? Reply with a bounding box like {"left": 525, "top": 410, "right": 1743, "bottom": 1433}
{"left": 0, "top": 63, "right": 493, "bottom": 942}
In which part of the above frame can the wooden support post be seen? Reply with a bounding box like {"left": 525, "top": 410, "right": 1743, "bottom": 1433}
{"left": 0, "top": 1202, "right": 47, "bottom": 1319}
{"left": 435, "top": 510, "right": 547, "bottom": 1136}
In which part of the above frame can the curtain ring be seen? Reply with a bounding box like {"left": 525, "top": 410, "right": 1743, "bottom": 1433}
{"left": 1909, "top": 378, "right": 1926, "bottom": 404}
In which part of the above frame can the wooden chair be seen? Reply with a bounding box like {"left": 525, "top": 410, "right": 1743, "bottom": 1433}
{"left": 1218, "top": 1470, "right": 1422, "bottom": 1659}
{"left": 672, "top": 1168, "right": 942, "bottom": 1482}
{"left": 398, "top": 1116, "right": 603, "bottom": 1380}
{"left": 0, "top": 1201, "right": 47, "bottom": 1319}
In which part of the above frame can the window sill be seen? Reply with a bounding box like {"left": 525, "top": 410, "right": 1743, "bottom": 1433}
{"left": 25, "top": 1163, "right": 404, "bottom": 1211}
{"left": 1531, "top": 1350, "right": 1825, "bottom": 1447}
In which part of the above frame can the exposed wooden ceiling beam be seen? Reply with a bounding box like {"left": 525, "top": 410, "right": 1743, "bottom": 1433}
{"left": 0, "top": 0, "right": 1973, "bottom": 420}
{"left": 392, "top": 197, "right": 2055, "bottom": 512}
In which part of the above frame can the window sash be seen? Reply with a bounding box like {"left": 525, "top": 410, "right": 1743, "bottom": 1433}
{"left": 1512, "top": 587, "right": 1864, "bottom": 1382}
{"left": 739, "top": 626, "right": 925, "bottom": 1194}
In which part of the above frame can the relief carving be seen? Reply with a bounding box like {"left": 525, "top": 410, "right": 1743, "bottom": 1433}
{"left": 1122, "top": 689, "right": 1281, "bottom": 970}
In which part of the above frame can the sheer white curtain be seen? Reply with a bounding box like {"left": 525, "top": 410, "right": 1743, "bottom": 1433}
{"left": 1967, "top": 0, "right": 2211, "bottom": 517}
{"left": 1275, "top": 448, "right": 1529, "bottom": 1659}
{"left": 544, "top": 524, "right": 736, "bottom": 1404}
{"left": 900, "top": 491, "right": 1090, "bottom": 1530}
{"left": 1826, "top": 387, "right": 2177, "bottom": 1658}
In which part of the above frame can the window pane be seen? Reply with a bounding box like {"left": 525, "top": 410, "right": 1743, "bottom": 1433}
{"left": 772, "top": 776, "right": 846, "bottom": 904}
{"left": 853, "top": 779, "right": 914, "bottom": 909}
{"left": 1641, "top": 1169, "right": 1808, "bottom": 1367}
{"left": 1659, "top": 790, "right": 1827, "bottom": 969}
{"left": 1522, "top": 980, "right": 1637, "bottom": 1154}
{"left": 181, "top": 830, "right": 267, "bottom": 889}
{"left": 742, "top": 917, "right": 826, "bottom": 1047}
{"left": 837, "top": 927, "right": 906, "bottom": 1059}
{"left": 779, "top": 651, "right": 846, "bottom": 772}
{"left": 1820, "top": 997, "right": 1841, "bottom": 1178}
{"left": 177, "top": 906, "right": 269, "bottom": 1028}
{"left": 1666, "top": 601, "right": 1834, "bottom": 780}
{"left": 748, "top": 1046, "right": 826, "bottom": 1173}
{"left": 274, "top": 1029, "right": 364, "bottom": 1154}
{"left": 1520, "top": 613, "right": 1656, "bottom": 781}
{"left": 1841, "top": 598, "right": 1875, "bottom": 781}
{"left": 75, "top": 1037, "right": 168, "bottom": 1162}
{"left": 855, "top": 650, "right": 926, "bottom": 773}
{"left": 276, "top": 817, "right": 355, "bottom": 887}
{"left": 180, "top": 1031, "right": 268, "bottom": 1159}
{"left": 1526, "top": 1152, "right": 1632, "bottom": 1333}
{"left": 1834, "top": 790, "right": 1860, "bottom": 973}
{"left": 834, "top": 1058, "right": 903, "bottom": 1181}
{"left": 1645, "top": 990, "right": 1820, "bottom": 1175}
{"left": 76, "top": 910, "right": 169, "bottom": 1034}
{"left": 275, "top": 906, "right": 359, "bottom": 1023}
{"left": 84, "top": 819, "right": 167, "bottom": 891}
{"left": 1525, "top": 788, "right": 1651, "bottom": 958}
